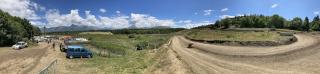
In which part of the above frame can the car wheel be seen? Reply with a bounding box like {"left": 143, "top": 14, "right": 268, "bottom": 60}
{"left": 69, "top": 55, "right": 74, "bottom": 59}
{"left": 87, "top": 55, "right": 91, "bottom": 58}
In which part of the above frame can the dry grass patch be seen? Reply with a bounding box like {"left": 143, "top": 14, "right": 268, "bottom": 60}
{"left": 187, "top": 30, "right": 281, "bottom": 41}
{"left": 79, "top": 32, "right": 113, "bottom": 35}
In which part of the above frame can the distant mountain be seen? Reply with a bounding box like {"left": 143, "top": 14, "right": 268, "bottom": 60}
{"left": 43, "top": 24, "right": 103, "bottom": 32}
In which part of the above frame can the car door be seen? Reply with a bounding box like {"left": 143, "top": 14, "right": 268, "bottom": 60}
{"left": 67, "top": 48, "right": 74, "bottom": 56}
{"left": 74, "top": 48, "right": 81, "bottom": 57}
{"left": 80, "top": 48, "right": 87, "bottom": 57}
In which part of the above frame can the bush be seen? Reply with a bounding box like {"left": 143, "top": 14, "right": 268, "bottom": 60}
{"left": 128, "top": 34, "right": 136, "bottom": 38}
{"left": 136, "top": 41, "right": 148, "bottom": 50}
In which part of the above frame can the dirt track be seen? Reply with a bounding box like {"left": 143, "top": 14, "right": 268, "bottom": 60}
{"left": 0, "top": 43, "right": 57, "bottom": 74}
{"left": 169, "top": 34, "right": 320, "bottom": 74}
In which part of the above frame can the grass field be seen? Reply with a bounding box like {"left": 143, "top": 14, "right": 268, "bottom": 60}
{"left": 186, "top": 29, "right": 282, "bottom": 41}
{"left": 75, "top": 34, "right": 171, "bottom": 74}
{"left": 79, "top": 32, "right": 113, "bottom": 35}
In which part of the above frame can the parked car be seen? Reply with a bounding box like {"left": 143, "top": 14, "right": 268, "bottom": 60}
{"left": 34, "top": 36, "right": 47, "bottom": 42}
{"left": 66, "top": 45, "right": 93, "bottom": 59}
{"left": 12, "top": 41, "right": 28, "bottom": 49}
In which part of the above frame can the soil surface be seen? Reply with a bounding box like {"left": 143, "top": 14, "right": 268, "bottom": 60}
{"left": 0, "top": 42, "right": 53, "bottom": 74}
{"left": 168, "top": 34, "right": 320, "bottom": 74}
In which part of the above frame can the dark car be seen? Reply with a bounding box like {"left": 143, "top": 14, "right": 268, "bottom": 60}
{"left": 66, "top": 45, "right": 93, "bottom": 59}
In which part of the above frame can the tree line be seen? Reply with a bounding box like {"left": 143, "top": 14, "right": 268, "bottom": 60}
{"left": 109, "top": 28, "right": 185, "bottom": 34}
{"left": 0, "top": 10, "right": 41, "bottom": 46}
{"left": 48, "top": 28, "right": 185, "bottom": 35}
{"left": 194, "top": 14, "right": 320, "bottom": 31}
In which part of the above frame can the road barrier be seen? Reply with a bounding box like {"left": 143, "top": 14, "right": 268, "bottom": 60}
{"left": 38, "top": 59, "right": 57, "bottom": 74}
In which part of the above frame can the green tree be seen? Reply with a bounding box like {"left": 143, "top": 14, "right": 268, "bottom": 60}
{"left": 304, "top": 17, "right": 310, "bottom": 31}
{"left": 270, "top": 14, "right": 285, "bottom": 28}
{"left": 311, "top": 15, "right": 320, "bottom": 31}
{"left": 290, "top": 17, "right": 303, "bottom": 30}
{"left": 0, "top": 9, "right": 41, "bottom": 46}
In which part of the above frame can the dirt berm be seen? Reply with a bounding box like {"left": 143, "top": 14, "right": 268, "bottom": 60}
{"left": 169, "top": 34, "right": 320, "bottom": 74}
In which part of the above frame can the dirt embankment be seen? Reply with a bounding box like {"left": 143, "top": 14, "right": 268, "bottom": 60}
{"left": 167, "top": 34, "right": 320, "bottom": 74}
{"left": 145, "top": 40, "right": 192, "bottom": 74}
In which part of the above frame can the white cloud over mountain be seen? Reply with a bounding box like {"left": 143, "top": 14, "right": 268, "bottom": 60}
{"left": 176, "top": 20, "right": 214, "bottom": 29}
{"left": 0, "top": 0, "right": 210, "bottom": 29}
{"left": 45, "top": 9, "right": 175, "bottom": 29}
{"left": 131, "top": 13, "right": 175, "bottom": 28}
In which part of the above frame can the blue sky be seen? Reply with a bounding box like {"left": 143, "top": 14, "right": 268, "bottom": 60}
{"left": 1, "top": 0, "right": 320, "bottom": 28}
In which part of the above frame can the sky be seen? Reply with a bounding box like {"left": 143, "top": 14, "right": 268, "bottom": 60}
{"left": 0, "top": 0, "right": 320, "bottom": 29}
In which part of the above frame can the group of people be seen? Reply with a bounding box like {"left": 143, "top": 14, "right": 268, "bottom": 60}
{"left": 46, "top": 39, "right": 63, "bottom": 51}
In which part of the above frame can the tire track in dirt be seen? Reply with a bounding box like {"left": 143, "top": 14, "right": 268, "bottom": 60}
{"left": 169, "top": 34, "right": 320, "bottom": 74}
{"left": 0, "top": 43, "right": 50, "bottom": 74}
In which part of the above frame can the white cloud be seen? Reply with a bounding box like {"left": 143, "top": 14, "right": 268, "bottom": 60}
{"left": 99, "top": 8, "right": 106, "bottom": 13}
{"left": 83, "top": 10, "right": 101, "bottom": 26}
{"left": 203, "top": 9, "right": 213, "bottom": 16}
{"left": 176, "top": 20, "right": 213, "bottom": 29}
{"left": 99, "top": 16, "right": 130, "bottom": 29}
{"left": 314, "top": 11, "right": 320, "bottom": 15}
{"left": 30, "top": 21, "right": 46, "bottom": 26}
{"left": 221, "top": 8, "right": 229, "bottom": 12}
{"left": 178, "top": 20, "right": 192, "bottom": 23}
{"left": 130, "top": 13, "right": 175, "bottom": 28}
{"left": 116, "top": 10, "right": 121, "bottom": 14}
{"left": 45, "top": 9, "right": 86, "bottom": 27}
{"left": 219, "top": 15, "right": 235, "bottom": 19}
{"left": 0, "top": 0, "right": 43, "bottom": 20}
{"left": 45, "top": 9, "right": 175, "bottom": 29}
{"left": 271, "top": 4, "right": 278, "bottom": 8}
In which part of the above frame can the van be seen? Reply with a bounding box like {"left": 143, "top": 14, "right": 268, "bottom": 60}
{"left": 66, "top": 45, "right": 93, "bottom": 59}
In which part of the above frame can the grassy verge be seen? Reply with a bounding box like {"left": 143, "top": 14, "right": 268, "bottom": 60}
{"left": 76, "top": 34, "right": 171, "bottom": 74}
{"left": 186, "top": 29, "right": 281, "bottom": 41}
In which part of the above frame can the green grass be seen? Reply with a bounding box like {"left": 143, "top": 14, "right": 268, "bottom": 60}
{"left": 76, "top": 34, "right": 171, "bottom": 74}
{"left": 186, "top": 29, "right": 281, "bottom": 41}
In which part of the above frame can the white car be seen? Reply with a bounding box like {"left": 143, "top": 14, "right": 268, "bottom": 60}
{"left": 12, "top": 42, "right": 28, "bottom": 49}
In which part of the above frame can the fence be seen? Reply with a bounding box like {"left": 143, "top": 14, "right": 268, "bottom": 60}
{"left": 38, "top": 59, "right": 58, "bottom": 74}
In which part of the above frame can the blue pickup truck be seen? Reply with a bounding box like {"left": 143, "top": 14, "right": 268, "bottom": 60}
{"left": 66, "top": 45, "right": 93, "bottom": 59}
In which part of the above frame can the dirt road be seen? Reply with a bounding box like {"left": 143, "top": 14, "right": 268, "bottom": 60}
{"left": 169, "top": 34, "right": 320, "bottom": 74}
{"left": 0, "top": 42, "right": 57, "bottom": 74}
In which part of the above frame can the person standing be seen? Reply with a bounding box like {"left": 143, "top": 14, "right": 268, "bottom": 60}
{"left": 59, "top": 43, "right": 62, "bottom": 50}
{"left": 52, "top": 42, "right": 56, "bottom": 51}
